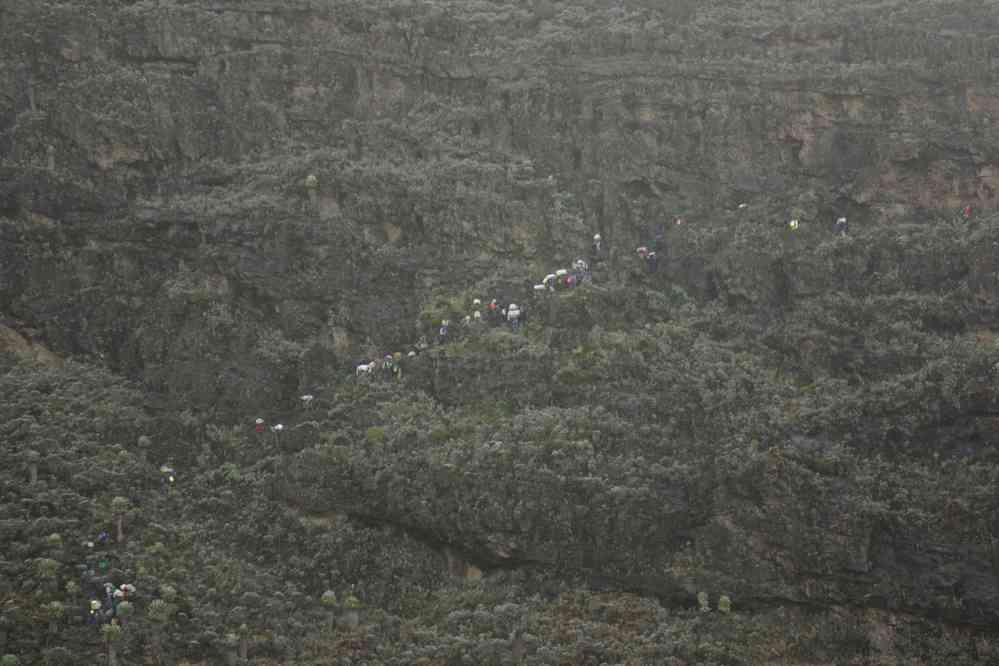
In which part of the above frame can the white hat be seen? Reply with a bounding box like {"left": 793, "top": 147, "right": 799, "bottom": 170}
{"left": 593, "top": 234, "right": 601, "bottom": 240}
{"left": 408, "top": 350, "right": 417, "bottom": 357}
{"left": 255, "top": 418, "right": 264, "bottom": 424}
{"left": 473, "top": 311, "right": 482, "bottom": 319}
{"left": 472, "top": 299, "right": 481, "bottom": 306}
{"left": 273, "top": 424, "right": 284, "bottom": 432}
{"left": 556, "top": 269, "right": 568, "bottom": 277}
{"left": 508, "top": 304, "right": 519, "bottom": 311}
{"left": 301, "top": 394, "right": 314, "bottom": 401}
{"left": 738, "top": 203, "right": 748, "bottom": 209}
{"left": 837, "top": 216, "right": 847, "bottom": 223}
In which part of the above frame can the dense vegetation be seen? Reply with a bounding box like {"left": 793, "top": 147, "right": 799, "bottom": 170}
{"left": 3, "top": 0, "right": 999, "bottom": 663}
{"left": 3, "top": 211, "right": 999, "bottom": 664}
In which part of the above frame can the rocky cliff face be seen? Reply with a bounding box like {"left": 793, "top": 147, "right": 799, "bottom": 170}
{"left": 2, "top": 1, "right": 999, "bottom": 662}
{"left": 3, "top": 1, "right": 998, "bottom": 411}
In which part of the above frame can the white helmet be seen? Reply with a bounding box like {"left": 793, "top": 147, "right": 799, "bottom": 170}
{"left": 593, "top": 234, "right": 601, "bottom": 241}
{"left": 556, "top": 269, "right": 568, "bottom": 277}
{"left": 472, "top": 298, "right": 481, "bottom": 306}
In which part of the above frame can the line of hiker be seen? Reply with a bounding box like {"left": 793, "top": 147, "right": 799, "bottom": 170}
{"left": 343, "top": 206, "right": 965, "bottom": 386}
{"left": 534, "top": 260, "right": 592, "bottom": 293}
{"left": 87, "top": 582, "right": 137, "bottom": 626}
{"left": 462, "top": 298, "right": 528, "bottom": 331}
{"left": 76, "top": 530, "right": 140, "bottom": 627}
{"left": 355, "top": 352, "right": 408, "bottom": 379}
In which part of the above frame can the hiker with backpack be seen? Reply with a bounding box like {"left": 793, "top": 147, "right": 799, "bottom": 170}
{"left": 507, "top": 303, "right": 522, "bottom": 331}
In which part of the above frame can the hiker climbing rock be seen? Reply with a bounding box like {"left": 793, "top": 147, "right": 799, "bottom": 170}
{"left": 89, "top": 599, "right": 101, "bottom": 625}
{"left": 486, "top": 299, "right": 502, "bottom": 325}
{"left": 159, "top": 464, "right": 175, "bottom": 488}
{"left": 438, "top": 320, "right": 450, "bottom": 344}
{"left": 646, "top": 251, "right": 659, "bottom": 274}
{"left": 103, "top": 583, "right": 115, "bottom": 608}
{"left": 834, "top": 216, "right": 848, "bottom": 236}
{"left": 963, "top": 205, "right": 973, "bottom": 220}
{"left": 254, "top": 418, "right": 266, "bottom": 434}
{"left": 507, "top": 303, "right": 522, "bottom": 331}
{"left": 590, "top": 234, "right": 604, "bottom": 263}
{"left": 300, "top": 394, "right": 315, "bottom": 409}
